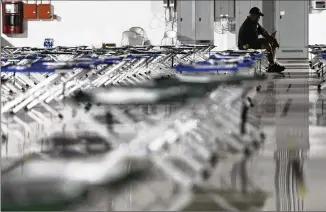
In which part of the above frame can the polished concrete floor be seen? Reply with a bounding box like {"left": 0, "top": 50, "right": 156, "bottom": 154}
{"left": 2, "top": 61, "right": 326, "bottom": 211}
{"left": 256, "top": 60, "right": 326, "bottom": 211}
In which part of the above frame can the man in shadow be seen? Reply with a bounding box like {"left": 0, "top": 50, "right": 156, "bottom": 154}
{"left": 238, "top": 7, "right": 285, "bottom": 73}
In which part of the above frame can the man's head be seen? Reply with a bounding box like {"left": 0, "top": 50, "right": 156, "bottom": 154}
{"left": 249, "top": 7, "right": 264, "bottom": 22}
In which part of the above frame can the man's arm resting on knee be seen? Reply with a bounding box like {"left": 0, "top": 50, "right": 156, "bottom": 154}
{"left": 258, "top": 24, "right": 279, "bottom": 48}
{"left": 257, "top": 24, "right": 273, "bottom": 41}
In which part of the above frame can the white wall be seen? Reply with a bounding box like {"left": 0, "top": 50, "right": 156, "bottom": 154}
{"left": 2, "top": 1, "right": 165, "bottom": 47}
{"left": 1, "top": 1, "right": 326, "bottom": 48}
{"left": 309, "top": 10, "right": 326, "bottom": 45}
{"left": 1, "top": 1, "right": 236, "bottom": 49}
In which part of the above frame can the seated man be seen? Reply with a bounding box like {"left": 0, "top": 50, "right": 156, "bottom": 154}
{"left": 238, "top": 7, "right": 285, "bottom": 73}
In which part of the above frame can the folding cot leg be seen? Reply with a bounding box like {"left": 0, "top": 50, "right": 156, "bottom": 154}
{"left": 318, "top": 65, "right": 325, "bottom": 92}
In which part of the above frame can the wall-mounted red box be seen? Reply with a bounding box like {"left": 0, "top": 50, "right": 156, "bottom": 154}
{"left": 37, "top": 0, "right": 51, "bottom": 19}
{"left": 23, "top": 1, "right": 37, "bottom": 19}
{"left": 2, "top": 1, "right": 24, "bottom": 34}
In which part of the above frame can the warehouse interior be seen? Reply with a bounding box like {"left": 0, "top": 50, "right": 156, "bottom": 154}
{"left": 1, "top": 0, "right": 326, "bottom": 211}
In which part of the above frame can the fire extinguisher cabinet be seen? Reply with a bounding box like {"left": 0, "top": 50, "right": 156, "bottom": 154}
{"left": 2, "top": 1, "right": 24, "bottom": 34}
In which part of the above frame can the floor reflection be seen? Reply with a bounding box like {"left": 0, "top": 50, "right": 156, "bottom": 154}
{"left": 257, "top": 65, "right": 326, "bottom": 211}
{"left": 310, "top": 98, "right": 326, "bottom": 126}
{"left": 274, "top": 149, "right": 307, "bottom": 211}
{"left": 273, "top": 63, "right": 310, "bottom": 211}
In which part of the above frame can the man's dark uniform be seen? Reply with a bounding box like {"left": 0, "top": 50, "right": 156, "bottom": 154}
{"left": 237, "top": 7, "right": 269, "bottom": 50}
{"left": 238, "top": 18, "right": 269, "bottom": 50}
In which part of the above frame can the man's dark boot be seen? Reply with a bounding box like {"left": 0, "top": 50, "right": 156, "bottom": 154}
{"left": 274, "top": 63, "right": 286, "bottom": 71}
{"left": 267, "top": 63, "right": 285, "bottom": 73}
